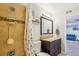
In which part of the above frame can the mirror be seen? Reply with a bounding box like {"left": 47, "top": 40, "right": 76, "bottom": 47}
{"left": 40, "top": 16, "right": 53, "bottom": 35}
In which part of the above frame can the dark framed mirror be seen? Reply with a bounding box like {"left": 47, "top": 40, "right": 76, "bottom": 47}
{"left": 40, "top": 16, "right": 53, "bottom": 35}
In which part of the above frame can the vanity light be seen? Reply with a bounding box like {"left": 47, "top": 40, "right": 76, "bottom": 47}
{"left": 66, "top": 10, "right": 72, "bottom": 14}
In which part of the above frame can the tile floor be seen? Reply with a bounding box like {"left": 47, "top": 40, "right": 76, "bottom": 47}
{"left": 67, "top": 40, "right": 79, "bottom": 56}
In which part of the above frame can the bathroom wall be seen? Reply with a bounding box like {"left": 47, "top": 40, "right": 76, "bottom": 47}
{"left": 54, "top": 11, "right": 66, "bottom": 54}
{"left": 30, "top": 3, "right": 66, "bottom": 54}
{"left": 22, "top": 3, "right": 68, "bottom": 55}
{"left": 31, "top": 4, "right": 55, "bottom": 41}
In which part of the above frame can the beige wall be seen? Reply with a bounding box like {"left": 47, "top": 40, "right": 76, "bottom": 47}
{"left": 54, "top": 12, "right": 66, "bottom": 54}
{"left": 31, "top": 4, "right": 54, "bottom": 41}
{"left": 22, "top": 3, "right": 67, "bottom": 54}
{"left": 30, "top": 4, "right": 66, "bottom": 53}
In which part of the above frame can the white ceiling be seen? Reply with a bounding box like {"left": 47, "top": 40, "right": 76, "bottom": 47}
{"left": 36, "top": 3, "right": 79, "bottom": 14}
{"left": 50, "top": 3, "right": 79, "bottom": 11}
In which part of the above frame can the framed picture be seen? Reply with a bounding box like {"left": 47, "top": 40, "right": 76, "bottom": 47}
{"left": 40, "top": 16, "right": 53, "bottom": 35}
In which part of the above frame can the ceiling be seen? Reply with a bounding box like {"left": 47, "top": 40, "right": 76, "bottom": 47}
{"left": 36, "top": 3, "right": 79, "bottom": 14}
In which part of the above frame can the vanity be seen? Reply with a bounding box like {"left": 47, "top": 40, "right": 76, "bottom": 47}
{"left": 41, "top": 37, "right": 61, "bottom": 56}
{"left": 40, "top": 15, "right": 61, "bottom": 56}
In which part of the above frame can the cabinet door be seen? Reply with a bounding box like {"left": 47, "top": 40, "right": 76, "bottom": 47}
{"left": 57, "top": 39, "right": 61, "bottom": 54}
{"left": 41, "top": 41, "right": 50, "bottom": 54}
{"left": 54, "top": 39, "right": 61, "bottom": 56}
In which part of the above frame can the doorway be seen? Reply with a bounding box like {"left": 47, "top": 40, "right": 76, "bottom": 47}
{"left": 66, "top": 15, "right": 79, "bottom": 56}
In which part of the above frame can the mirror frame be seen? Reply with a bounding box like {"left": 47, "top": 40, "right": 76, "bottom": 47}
{"left": 40, "top": 16, "right": 53, "bottom": 35}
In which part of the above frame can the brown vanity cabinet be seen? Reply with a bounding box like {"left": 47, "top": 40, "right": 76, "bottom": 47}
{"left": 41, "top": 39, "right": 61, "bottom": 56}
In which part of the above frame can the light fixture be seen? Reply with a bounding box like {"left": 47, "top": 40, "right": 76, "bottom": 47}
{"left": 66, "top": 10, "right": 72, "bottom": 14}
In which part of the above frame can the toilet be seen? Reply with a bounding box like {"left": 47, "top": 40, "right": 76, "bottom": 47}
{"left": 33, "top": 41, "right": 50, "bottom": 56}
